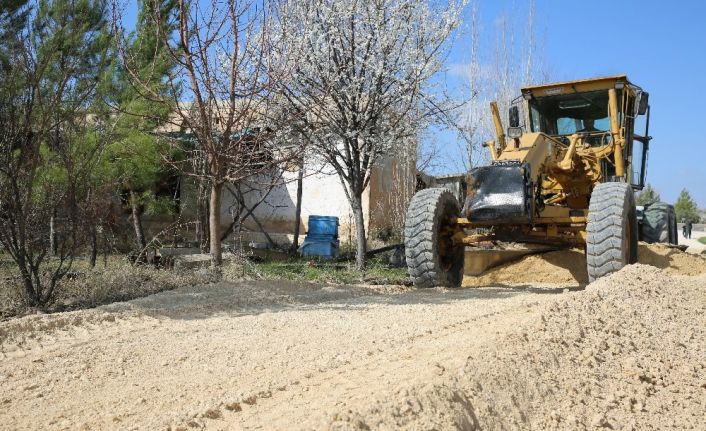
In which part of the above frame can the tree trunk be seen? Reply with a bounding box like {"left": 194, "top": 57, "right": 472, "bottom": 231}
{"left": 129, "top": 189, "right": 147, "bottom": 251}
{"left": 209, "top": 182, "right": 223, "bottom": 266}
{"left": 103, "top": 228, "right": 109, "bottom": 268}
{"left": 196, "top": 179, "right": 210, "bottom": 251}
{"left": 49, "top": 213, "right": 56, "bottom": 256}
{"left": 16, "top": 256, "right": 38, "bottom": 306}
{"left": 89, "top": 225, "right": 98, "bottom": 268}
{"left": 291, "top": 163, "right": 304, "bottom": 253}
{"left": 351, "top": 194, "right": 367, "bottom": 270}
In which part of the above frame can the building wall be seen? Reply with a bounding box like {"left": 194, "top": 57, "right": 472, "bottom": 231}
{"left": 237, "top": 165, "right": 372, "bottom": 246}
{"left": 177, "top": 154, "right": 414, "bottom": 247}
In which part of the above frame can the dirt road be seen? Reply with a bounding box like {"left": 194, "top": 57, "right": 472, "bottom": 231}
{"left": 1, "top": 249, "right": 705, "bottom": 430}
{"left": 1, "top": 281, "right": 554, "bottom": 430}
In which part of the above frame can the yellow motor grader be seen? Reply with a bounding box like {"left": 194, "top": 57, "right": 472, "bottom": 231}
{"left": 405, "top": 75, "right": 674, "bottom": 287}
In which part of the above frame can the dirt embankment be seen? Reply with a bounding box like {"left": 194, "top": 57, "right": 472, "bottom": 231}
{"left": 0, "top": 244, "right": 704, "bottom": 430}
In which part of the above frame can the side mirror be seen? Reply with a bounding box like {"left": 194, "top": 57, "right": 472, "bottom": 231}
{"left": 508, "top": 105, "right": 519, "bottom": 127}
{"left": 638, "top": 92, "right": 649, "bottom": 115}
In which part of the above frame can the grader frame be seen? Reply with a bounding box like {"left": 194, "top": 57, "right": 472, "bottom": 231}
{"left": 405, "top": 75, "right": 656, "bottom": 287}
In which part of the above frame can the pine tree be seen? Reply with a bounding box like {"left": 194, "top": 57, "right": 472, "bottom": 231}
{"left": 0, "top": 0, "right": 111, "bottom": 306}
{"left": 674, "top": 189, "right": 700, "bottom": 223}
{"left": 0, "top": 0, "right": 28, "bottom": 72}
{"left": 635, "top": 184, "right": 660, "bottom": 206}
{"left": 104, "top": 0, "right": 178, "bottom": 252}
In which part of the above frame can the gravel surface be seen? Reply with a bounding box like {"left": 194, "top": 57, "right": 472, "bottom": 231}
{"left": 332, "top": 265, "right": 706, "bottom": 430}
{"left": 1, "top": 245, "right": 705, "bottom": 430}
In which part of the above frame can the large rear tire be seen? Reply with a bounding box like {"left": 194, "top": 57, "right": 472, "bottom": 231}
{"left": 641, "top": 202, "right": 678, "bottom": 245}
{"left": 586, "top": 182, "right": 638, "bottom": 282}
{"left": 404, "top": 188, "right": 464, "bottom": 288}
{"left": 668, "top": 207, "right": 678, "bottom": 245}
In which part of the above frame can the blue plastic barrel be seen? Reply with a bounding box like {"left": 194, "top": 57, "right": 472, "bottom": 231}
{"left": 300, "top": 239, "right": 339, "bottom": 259}
{"left": 307, "top": 215, "right": 339, "bottom": 237}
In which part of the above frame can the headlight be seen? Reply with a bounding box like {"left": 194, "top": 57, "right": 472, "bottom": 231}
{"left": 507, "top": 127, "right": 523, "bottom": 139}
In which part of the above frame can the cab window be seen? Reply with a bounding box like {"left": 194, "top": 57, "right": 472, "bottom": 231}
{"left": 529, "top": 90, "right": 611, "bottom": 135}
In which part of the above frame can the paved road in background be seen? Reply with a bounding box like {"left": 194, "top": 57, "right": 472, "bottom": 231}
{"left": 679, "top": 229, "right": 705, "bottom": 253}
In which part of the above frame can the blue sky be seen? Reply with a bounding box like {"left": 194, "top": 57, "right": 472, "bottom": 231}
{"left": 440, "top": 0, "right": 706, "bottom": 206}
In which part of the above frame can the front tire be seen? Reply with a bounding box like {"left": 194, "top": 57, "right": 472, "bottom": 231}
{"left": 586, "top": 182, "right": 638, "bottom": 282}
{"left": 404, "top": 188, "right": 464, "bottom": 288}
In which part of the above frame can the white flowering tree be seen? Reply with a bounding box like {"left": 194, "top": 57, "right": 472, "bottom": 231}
{"left": 271, "top": 0, "right": 464, "bottom": 269}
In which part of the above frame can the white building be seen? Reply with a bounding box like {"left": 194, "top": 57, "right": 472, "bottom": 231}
{"left": 177, "top": 152, "right": 416, "bottom": 247}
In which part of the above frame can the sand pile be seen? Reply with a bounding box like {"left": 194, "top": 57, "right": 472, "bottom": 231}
{"left": 463, "top": 242, "right": 706, "bottom": 287}
{"left": 329, "top": 264, "right": 706, "bottom": 430}
{"left": 461, "top": 264, "right": 706, "bottom": 430}
{"left": 636, "top": 242, "right": 706, "bottom": 276}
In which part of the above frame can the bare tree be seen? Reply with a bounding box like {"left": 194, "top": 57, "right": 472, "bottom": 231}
{"left": 270, "top": 0, "right": 464, "bottom": 269}
{"left": 454, "top": 0, "right": 548, "bottom": 172}
{"left": 112, "top": 0, "right": 296, "bottom": 265}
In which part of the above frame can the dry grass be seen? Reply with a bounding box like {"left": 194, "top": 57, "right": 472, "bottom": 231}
{"left": 0, "top": 250, "right": 410, "bottom": 320}
{"left": 0, "top": 255, "right": 203, "bottom": 320}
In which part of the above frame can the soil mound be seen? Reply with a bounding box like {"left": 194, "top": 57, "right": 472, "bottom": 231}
{"left": 463, "top": 243, "right": 706, "bottom": 287}
{"left": 636, "top": 242, "right": 706, "bottom": 275}
{"left": 330, "top": 264, "right": 706, "bottom": 430}
{"left": 461, "top": 264, "right": 706, "bottom": 430}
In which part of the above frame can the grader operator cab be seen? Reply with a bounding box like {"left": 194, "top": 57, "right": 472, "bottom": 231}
{"left": 405, "top": 75, "right": 676, "bottom": 287}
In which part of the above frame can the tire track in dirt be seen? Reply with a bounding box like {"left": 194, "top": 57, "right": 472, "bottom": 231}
{"left": 0, "top": 281, "right": 556, "bottom": 430}
{"left": 218, "top": 299, "right": 546, "bottom": 431}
